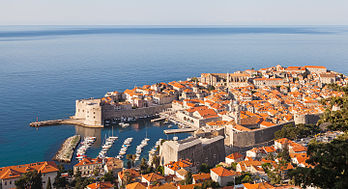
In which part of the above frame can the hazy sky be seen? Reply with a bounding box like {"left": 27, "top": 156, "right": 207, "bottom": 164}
{"left": 1, "top": 0, "right": 347, "bottom": 25}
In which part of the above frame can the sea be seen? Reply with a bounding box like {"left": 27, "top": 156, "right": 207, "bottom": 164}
{"left": 0, "top": 26, "right": 348, "bottom": 168}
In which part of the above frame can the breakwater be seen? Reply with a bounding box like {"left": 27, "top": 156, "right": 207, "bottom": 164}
{"left": 53, "top": 135, "right": 81, "bottom": 163}
{"left": 29, "top": 118, "right": 103, "bottom": 128}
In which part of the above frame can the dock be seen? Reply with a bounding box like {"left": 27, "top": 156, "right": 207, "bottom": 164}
{"left": 29, "top": 118, "right": 104, "bottom": 128}
{"left": 151, "top": 117, "right": 167, "bottom": 122}
{"left": 164, "top": 128, "right": 197, "bottom": 134}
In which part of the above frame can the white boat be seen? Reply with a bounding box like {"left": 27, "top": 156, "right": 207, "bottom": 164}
{"left": 76, "top": 136, "right": 96, "bottom": 160}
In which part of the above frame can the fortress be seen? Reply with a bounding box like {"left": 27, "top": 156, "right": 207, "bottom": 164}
{"left": 72, "top": 98, "right": 171, "bottom": 127}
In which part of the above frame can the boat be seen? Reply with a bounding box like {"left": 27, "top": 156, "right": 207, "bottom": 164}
{"left": 97, "top": 134, "right": 118, "bottom": 159}
{"left": 76, "top": 136, "right": 96, "bottom": 159}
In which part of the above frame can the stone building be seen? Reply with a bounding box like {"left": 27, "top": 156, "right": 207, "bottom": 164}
{"left": 159, "top": 136, "right": 225, "bottom": 167}
{"left": 200, "top": 73, "right": 250, "bottom": 87}
{"left": 74, "top": 98, "right": 103, "bottom": 126}
{"left": 104, "top": 157, "right": 123, "bottom": 176}
{"left": 73, "top": 98, "right": 171, "bottom": 127}
{"left": 253, "top": 78, "right": 284, "bottom": 87}
{"left": 304, "top": 65, "right": 327, "bottom": 73}
{"left": 210, "top": 166, "right": 239, "bottom": 187}
{"left": 319, "top": 73, "right": 336, "bottom": 84}
{"left": 176, "top": 106, "right": 221, "bottom": 128}
{"left": 73, "top": 157, "right": 103, "bottom": 177}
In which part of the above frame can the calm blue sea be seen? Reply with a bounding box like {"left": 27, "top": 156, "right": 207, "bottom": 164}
{"left": 0, "top": 26, "right": 348, "bottom": 167}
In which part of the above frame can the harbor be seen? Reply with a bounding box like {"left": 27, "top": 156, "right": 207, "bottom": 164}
{"left": 68, "top": 121, "right": 190, "bottom": 165}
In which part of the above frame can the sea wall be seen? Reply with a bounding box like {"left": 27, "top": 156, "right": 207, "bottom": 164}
{"left": 230, "top": 122, "right": 293, "bottom": 148}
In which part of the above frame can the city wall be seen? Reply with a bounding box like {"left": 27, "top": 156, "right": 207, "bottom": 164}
{"left": 294, "top": 113, "right": 322, "bottom": 125}
{"left": 102, "top": 104, "right": 172, "bottom": 120}
{"left": 230, "top": 121, "right": 293, "bottom": 148}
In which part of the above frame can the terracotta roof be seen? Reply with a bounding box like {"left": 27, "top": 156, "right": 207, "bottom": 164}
{"left": 87, "top": 182, "right": 114, "bottom": 189}
{"left": 226, "top": 152, "right": 244, "bottom": 160}
{"left": 142, "top": 173, "right": 165, "bottom": 182}
{"left": 304, "top": 65, "right": 326, "bottom": 69}
{"left": 210, "top": 167, "right": 237, "bottom": 177}
{"left": 243, "top": 182, "right": 274, "bottom": 189}
{"left": 192, "top": 173, "right": 211, "bottom": 182}
{"left": 0, "top": 161, "right": 59, "bottom": 180}
{"left": 234, "top": 124, "right": 252, "bottom": 131}
{"left": 263, "top": 146, "right": 276, "bottom": 153}
{"left": 178, "top": 183, "right": 203, "bottom": 189}
{"left": 126, "top": 182, "right": 147, "bottom": 189}
{"left": 241, "top": 116, "right": 263, "bottom": 126}
{"left": 165, "top": 159, "right": 192, "bottom": 171}
{"left": 118, "top": 169, "right": 140, "bottom": 180}
{"left": 150, "top": 183, "right": 177, "bottom": 189}
{"left": 74, "top": 157, "right": 102, "bottom": 167}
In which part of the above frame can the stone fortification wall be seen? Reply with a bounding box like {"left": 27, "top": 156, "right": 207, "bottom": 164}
{"left": 294, "top": 113, "right": 322, "bottom": 125}
{"left": 102, "top": 104, "right": 172, "bottom": 120}
{"left": 201, "top": 138, "right": 226, "bottom": 166}
{"left": 231, "top": 122, "right": 293, "bottom": 148}
{"left": 160, "top": 136, "right": 225, "bottom": 167}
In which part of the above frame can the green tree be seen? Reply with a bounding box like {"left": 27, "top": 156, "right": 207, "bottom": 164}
{"left": 277, "top": 145, "right": 291, "bottom": 163}
{"left": 121, "top": 171, "right": 132, "bottom": 186}
{"left": 195, "top": 180, "right": 219, "bottom": 189}
{"left": 226, "top": 162, "right": 237, "bottom": 171}
{"left": 288, "top": 133, "right": 348, "bottom": 189}
{"left": 185, "top": 171, "right": 193, "bottom": 184}
{"left": 15, "top": 170, "right": 43, "bottom": 189}
{"left": 235, "top": 172, "right": 252, "bottom": 184}
{"left": 152, "top": 155, "right": 160, "bottom": 170}
{"left": 102, "top": 172, "right": 116, "bottom": 183}
{"left": 318, "top": 84, "right": 348, "bottom": 131}
{"left": 126, "top": 161, "right": 131, "bottom": 169}
{"left": 72, "top": 170, "right": 94, "bottom": 189}
{"left": 126, "top": 154, "right": 136, "bottom": 167}
{"left": 199, "top": 163, "right": 211, "bottom": 173}
{"left": 190, "top": 77, "right": 199, "bottom": 83}
{"left": 156, "top": 166, "right": 164, "bottom": 175}
{"left": 53, "top": 172, "right": 68, "bottom": 189}
{"left": 274, "top": 123, "right": 320, "bottom": 140}
{"left": 46, "top": 177, "right": 52, "bottom": 189}
{"left": 140, "top": 158, "right": 149, "bottom": 174}
{"left": 207, "top": 85, "right": 215, "bottom": 91}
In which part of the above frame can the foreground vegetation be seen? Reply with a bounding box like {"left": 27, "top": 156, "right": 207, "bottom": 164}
{"left": 288, "top": 84, "right": 348, "bottom": 189}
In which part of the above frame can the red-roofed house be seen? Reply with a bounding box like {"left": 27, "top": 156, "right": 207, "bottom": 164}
{"left": 73, "top": 157, "right": 103, "bottom": 177}
{"left": 87, "top": 181, "right": 114, "bottom": 189}
{"left": 210, "top": 167, "right": 239, "bottom": 186}
{"left": 192, "top": 173, "right": 211, "bottom": 184}
{"left": 141, "top": 173, "right": 165, "bottom": 186}
{"left": 225, "top": 152, "right": 244, "bottom": 164}
{"left": 0, "top": 161, "right": 59, "bottom": 189}
{"left": 164, "top": 159, "right": 195, "bottom": 177}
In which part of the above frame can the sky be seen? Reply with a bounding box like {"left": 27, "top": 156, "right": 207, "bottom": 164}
{"left": 0, "top": 0, "right": 348, "bottom": 25}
